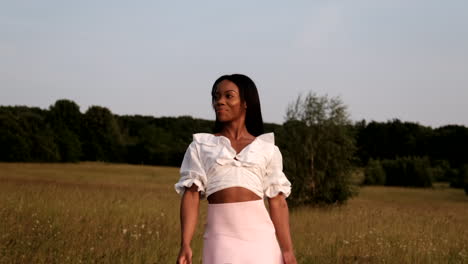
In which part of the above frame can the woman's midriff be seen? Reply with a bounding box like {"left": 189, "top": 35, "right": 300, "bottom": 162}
{"left": 207, "top": 187, "right": 262, "bottom": 204}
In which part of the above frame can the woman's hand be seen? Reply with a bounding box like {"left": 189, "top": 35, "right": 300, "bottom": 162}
{"left": 282, "top": 250, "right": 297, "bottom": 264}
{"left": 176, "top": 244, "right": 193, "bottom": 264}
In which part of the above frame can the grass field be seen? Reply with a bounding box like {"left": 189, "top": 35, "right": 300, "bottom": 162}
{"left": 0, "top": 162, "right": 467, "bottom": 264}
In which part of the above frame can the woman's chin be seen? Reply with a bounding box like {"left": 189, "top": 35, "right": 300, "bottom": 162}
{"left": 217, "top": 117, "right": 232, "bottom": 123}
{"left": 216, "top": 114, "right": 229, "bottom": 122}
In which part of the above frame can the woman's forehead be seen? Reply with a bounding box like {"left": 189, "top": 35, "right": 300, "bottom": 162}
{"left": 215, "top": 79, "right": 239, "bottom": 93}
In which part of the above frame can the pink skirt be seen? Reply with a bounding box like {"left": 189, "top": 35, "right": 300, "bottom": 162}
{"left": 203, "top": 199, "right": 283, "bottom": 264}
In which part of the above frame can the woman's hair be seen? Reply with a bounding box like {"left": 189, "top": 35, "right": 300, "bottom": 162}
{"left": 211, "top": 74, "right": 264, "bottom": 136}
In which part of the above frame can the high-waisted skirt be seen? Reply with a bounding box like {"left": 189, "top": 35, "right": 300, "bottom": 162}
{"left": 202, "top": 199, "right": 283, "bottom": 264}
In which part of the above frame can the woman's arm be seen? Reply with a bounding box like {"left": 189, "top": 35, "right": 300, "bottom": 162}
{"left": 177, "top": 184, "right": 200, "bottom": 264}
{"left": 268, "top": 193, "right": 297, "bottom": 264}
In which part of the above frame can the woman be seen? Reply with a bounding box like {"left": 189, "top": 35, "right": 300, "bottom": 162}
{"left": 175, "top": 74, "right": 297, "bottom": 264}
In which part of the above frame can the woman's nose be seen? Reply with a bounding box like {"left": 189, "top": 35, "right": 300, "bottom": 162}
{"left": 215, "top": 96, "right": 225, "bottom": 105}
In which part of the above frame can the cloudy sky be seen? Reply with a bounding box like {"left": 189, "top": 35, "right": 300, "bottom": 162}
{"left": 1, "top": 0, "right": 467, "bottom": 127}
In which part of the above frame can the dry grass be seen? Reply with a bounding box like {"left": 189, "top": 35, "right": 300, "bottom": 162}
{"left": 291, "top": 186, "right": 468, "bottom": 263}
{"left": 0, "top": 162, "right": 467, "bottom": 263}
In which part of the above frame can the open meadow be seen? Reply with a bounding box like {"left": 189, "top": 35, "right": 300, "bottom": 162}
{"left": 0, "top": 162, "right": 467, "bottom": 264}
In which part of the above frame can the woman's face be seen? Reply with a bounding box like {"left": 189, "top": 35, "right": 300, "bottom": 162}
{"left": 212, "top": 79, "right": 247, "bottom": 123}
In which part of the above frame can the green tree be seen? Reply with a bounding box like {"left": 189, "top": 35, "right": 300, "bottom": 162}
{"left": 48, "top": 99, "right": 82, "bottom": 132}
{"left": 18, "top": 110, "right": 60, "bottom": 162}
{"left": 47, "top": 100, "right": 82, "bottom": 162}
{"left": 0, "top": 112, "right": 31, "bottom": 161}
{"left": 131, "top": 125, "right": 172, "bottom": 165}
{"left": 82, "top": 106, "right": 123, "bottom": 162}
{"left": 278, "top": 92, "right": 356, "bottom": 205}
{"left": 355, "top": 119, "right": 432, "bottom": 165}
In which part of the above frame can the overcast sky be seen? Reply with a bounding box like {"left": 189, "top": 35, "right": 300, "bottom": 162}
{"left": 1, "top": 0, "right": 467, "bottom": 128}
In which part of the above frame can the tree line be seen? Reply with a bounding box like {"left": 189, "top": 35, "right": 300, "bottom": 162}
{"left": 0, "top": 100, "right": 281, "bottom": 166}
{"left": 356, "top": 119, "right": 468, "bottom": 192}
{"left": 1, "top": 98, "right": 467, "bottom": 202}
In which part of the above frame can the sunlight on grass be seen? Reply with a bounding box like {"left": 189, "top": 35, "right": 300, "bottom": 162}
{"left": 0, "top": 163, "right": 467, "bottom": 263}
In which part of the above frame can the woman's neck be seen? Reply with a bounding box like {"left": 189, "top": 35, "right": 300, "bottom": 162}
{"left": 218, "top": 122, "right": 251, "bottom": 140}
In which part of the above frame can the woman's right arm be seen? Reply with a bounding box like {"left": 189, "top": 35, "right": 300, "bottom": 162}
{"left": 177, "top": 184, "right": 200, "bottom": 264}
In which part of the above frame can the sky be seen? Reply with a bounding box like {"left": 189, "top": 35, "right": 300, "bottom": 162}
{"left": 1, "top": 0, "right": 467, "bottom": 128}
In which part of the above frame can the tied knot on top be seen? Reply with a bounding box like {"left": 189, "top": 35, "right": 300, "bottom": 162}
{"left": 215, "top": 151, "right": 258, "bottom": 167}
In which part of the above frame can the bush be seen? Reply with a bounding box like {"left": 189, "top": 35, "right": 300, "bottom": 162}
{"left": 363, "top": 159, "right": 386, "bottom": 185}
{"left": 381, "top": 156, "right": 433, "bottom": 187}
{"left": 464, "top": 166, "right": 468, "bottom": 195}
{"left": 430, "top": 160, "right": 451, "bottom": 182}
{"left": 453, "top": 164, "right": 468, "bottom": 195}
{"left": 449, "top": 164, "right": 468, "bottom": 190}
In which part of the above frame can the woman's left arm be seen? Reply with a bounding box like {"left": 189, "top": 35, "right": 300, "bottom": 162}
{"left": 268, "top": 193, "right": 297, "bottom": 264}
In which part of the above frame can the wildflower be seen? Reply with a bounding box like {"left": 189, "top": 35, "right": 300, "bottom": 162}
{"left": 122, "top": 228, "right": 128, "bottom": 235}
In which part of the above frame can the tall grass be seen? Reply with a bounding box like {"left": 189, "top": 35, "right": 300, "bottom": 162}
{"left": 0, "top": 163, "right": 467, "bottom": 263}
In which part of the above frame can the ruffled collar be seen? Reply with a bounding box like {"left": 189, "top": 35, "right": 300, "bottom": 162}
{"left": 193, "top": 132, "right": 275, "bottom": 167}
{"left": 193, "top": 132, "right": 275, "bottom": 147}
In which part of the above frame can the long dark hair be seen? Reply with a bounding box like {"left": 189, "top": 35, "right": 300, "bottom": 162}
{"left": 211, "top": 74, "right": 264, "bottom": 136}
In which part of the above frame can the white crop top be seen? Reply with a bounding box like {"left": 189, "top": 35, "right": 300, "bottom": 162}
{"left": 174, "top": 132, "right": 291, "bottom": 199}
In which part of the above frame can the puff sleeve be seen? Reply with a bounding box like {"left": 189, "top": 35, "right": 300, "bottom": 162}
{"left": 263, "top": 145, "right": 292, "bottom": 198}
{"left": 174, "top": 141, "right": 207, "bottom": 199}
